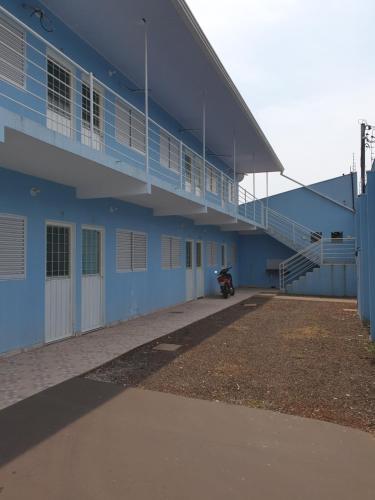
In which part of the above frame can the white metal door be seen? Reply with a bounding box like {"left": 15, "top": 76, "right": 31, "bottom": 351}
{"left": 81, "top": 227, "right": 104, "bottom": 332}
{"left": 196, "top": 240, "right": 204, "bottom": 298}
{"left": 185, "top": 240, "right": 195, "bottom": 301}
{"left": 45, "top": 223, "right": 74, "bottom": 343}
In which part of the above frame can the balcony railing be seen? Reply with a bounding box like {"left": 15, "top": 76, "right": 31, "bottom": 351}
{"left": 0, "top": 8, "right": 264, "bottom": 227}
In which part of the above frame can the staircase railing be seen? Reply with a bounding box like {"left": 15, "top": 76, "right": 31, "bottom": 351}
{"left": 266, "top": 207, "right": 321, "bottom": 252}
{"left": 279, "top": 238, "right": 356, "bottom": 291}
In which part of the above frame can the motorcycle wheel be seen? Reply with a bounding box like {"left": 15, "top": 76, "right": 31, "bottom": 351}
{"left": 223, "top": 285, "right": 229, "bottom": 299}
{"left": 230, "top": 287, "right": 235, "bottom": 296}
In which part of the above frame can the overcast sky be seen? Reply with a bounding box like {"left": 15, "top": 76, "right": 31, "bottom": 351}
{"left": 186, "top": 0, "right": 375, "bottom": 197}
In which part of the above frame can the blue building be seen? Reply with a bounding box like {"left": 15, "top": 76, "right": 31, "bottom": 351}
{"left": 0, "top": 1, "right": 359, "bottom": 356}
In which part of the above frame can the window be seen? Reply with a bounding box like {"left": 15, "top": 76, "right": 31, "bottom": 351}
{"left": 196, "top": 241, "right": 202, "bottom": 268}
{"left": 0, "top": 214, "right": 26, "bottom": 280}
{"left": 207, "top": 241, "right": 217, "bottom": 267}
{"left": 311, "top": 231, "right": 322, "bottom": 243}
{"left": 230, "top": 243, "right": 236, "bottom": 265}
{"left": 160, "top": 130, "right": 180, "bottom": 172}
{"left": 206, "top": 166, "right": 218, "bottom": 194}
{"left": 82, "top": 229, "right": 100, "bottom": 275}
{"left": 81, "top": 82, "right": 102, "bottom": 150}
{"left": 47, "top": 57, "right": 72, "bottom": 137}
{"left": 186, "top": 241, "right": 192, "bottom": 269}
{"left": 116, "top": 99, "right": 145, "bottom": 153}
{"left": 161, "top": 235, "right": 181, "bottom": 269}
{"left": 221, "top": 244, "right": 226, "bottom": 267}
{"left": 0, "top": 15, "right": 25, "bottom": 88}
{"left": 228, "top": 181, "right": 235, "bottom": 203}
{"left": 116, "top": 229, "right": 147, "bottom": 272}
{"left": 46, "top": 225, "right": 70, "bottom": 278}
{"left": 184, "top": 152, "right": 193, "bottom": 191}
{"left": 331, "top": 231, "right": 343, "bottom": 242}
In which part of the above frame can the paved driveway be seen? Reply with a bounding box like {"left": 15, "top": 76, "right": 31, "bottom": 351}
{"left": 0, "top": 289, "right": 262, "bottom": 410}
{"left": 0, "top": 379, "right": 374, "bottom": 500}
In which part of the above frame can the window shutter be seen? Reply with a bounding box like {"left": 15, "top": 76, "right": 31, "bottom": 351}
{"left": 130, "top": 107, "right": 145, "bottom": 153}
{"left": 160, "top": 131, "right": 169, "bottom": 168}
{"left": 116, "top": 229, "right": 132, "bottom": 271}
{"left": 161, "top": 235, "right": 170, "bottom": 269}
{"left": 0, "top": 214, "right": 26, "bottom": 279}
{"left": 0, "top": 15, "right": 25, "bottom": 88}
{"left": 132, "top": 232, "right": 147, "bottom": 271}
{"left": 171, "top": 237, "right": 181, "bottom": 268}
{"left": 116, "top": 99, "right": 131, "bottom": 146}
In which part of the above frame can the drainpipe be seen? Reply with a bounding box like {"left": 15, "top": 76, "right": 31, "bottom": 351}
{"left": 143, "top": 19, "right": 149, "bottom": 176}
{"left": 202, "top": 97, "right": 206, "bottom": 201}
{"left": 266, "top": 171, "right": 269, "bottom": 229}
{"left": 89, "top": 72, "right": 94, "bottom": 149}
{"left": 253, "top": 172, "right": 256, "bottom": 221}
{"left": 233, "top": 137, "right": 236, "bottom": 211}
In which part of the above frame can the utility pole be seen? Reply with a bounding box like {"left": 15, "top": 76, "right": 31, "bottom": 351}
{"left": 360, "top": 122, "right": 366, "bottom": 194}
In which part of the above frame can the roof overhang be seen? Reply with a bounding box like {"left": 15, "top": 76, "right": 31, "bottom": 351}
{"left": 40, "top": 0, "right": 284, "bottom": 174}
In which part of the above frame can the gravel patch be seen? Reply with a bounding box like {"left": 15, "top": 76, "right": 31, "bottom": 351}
{"left": 86, "top": 295, "right": 375, "bottom": 433}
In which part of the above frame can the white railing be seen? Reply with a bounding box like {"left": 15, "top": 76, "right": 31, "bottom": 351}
{"left": 266, "top": 207, "right": 322, "bottom": 252}
{"left": 0, "top": 8, "right": 263, "bottom": 226}
{"left": 279, "top": 238, "right": 356, "bottom": 291}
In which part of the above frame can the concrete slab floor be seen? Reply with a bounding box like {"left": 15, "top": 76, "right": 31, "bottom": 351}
{"left": 0, "top": 379, "right": 374, "bottom": 500}
{"left": 0, "top": 288, "right": 262, "bottom": 411}
{"left": 275, "top": 295, "right": 357, "bottom": 304}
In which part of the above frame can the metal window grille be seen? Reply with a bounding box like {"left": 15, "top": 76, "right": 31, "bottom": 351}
{"left": 82, "top": 82, "right": 101, "bottom": 131}
{"left": 160, "top": 130, "right": 180, "bottom": 172}
{"left": 0, "top": 214, "right": 26, "bottom": 279}
{"left": 47, "top": 58, "right": 71, "bottom": 119}
{"left": 0, "top": 15, "right": 25, "bottom": 88}
{"left": 46, "top": 225, "right": 70, "bottom": 278}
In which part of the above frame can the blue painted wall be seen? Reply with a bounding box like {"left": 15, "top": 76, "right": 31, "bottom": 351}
{"left": 238, "top": 234, "right": 293, "bottom": 288}
{"left": 265, "top": 174, "right": 356, "bottom": 237}
{"left": 0, "top": 166, "right": 238, "bottom": 354}
{"left": 239, "top": 174, "right": 357, "bottom": 290}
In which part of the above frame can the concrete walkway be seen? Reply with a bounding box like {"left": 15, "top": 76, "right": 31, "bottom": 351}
{"left": 0, "top": 288, "right": 261, "bottom": 410}
{"left": 0, "top": 380, "right": 374, "bottom": 500}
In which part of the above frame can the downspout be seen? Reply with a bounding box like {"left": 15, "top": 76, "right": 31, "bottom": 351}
{"left": 350, "top": 171, "right": 355, "bottom": 210}
{"left": 280, "top": 173, "right": 355, "bottom": 213}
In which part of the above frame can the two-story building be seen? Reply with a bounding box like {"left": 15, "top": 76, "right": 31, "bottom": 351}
{"left": 0, "top": 0, "right": 284, "bottom": 354}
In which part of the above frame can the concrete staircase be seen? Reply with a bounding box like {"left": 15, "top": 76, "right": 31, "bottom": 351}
{"left": 261, "top": 206, "right": 356, "bottom": 295}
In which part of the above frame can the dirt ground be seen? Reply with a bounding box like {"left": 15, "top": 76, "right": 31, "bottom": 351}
{"left": 86, "top": 294, "right": 375, "bottom": 433}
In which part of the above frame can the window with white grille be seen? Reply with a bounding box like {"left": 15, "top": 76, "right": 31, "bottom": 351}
{"left": 47, "top": 57, "right": 72, "bottom": 137}
{"left": 161, "top": 235, "right": 181, "bottom": 269}
{"left": 207, "top": 241, "right": 217, "bottom": 267}
{"left": 116, "top": 229, "right": 147, "bottom": 272}
{"left": 160, "top": 130, "right": 180, "bottom": 172}
{"left": 116, "top": 99, "right": 146, "bottom": 154}
{"left": 206, "top": 166, "right": 218, "bottom": 194}
{"left": 0, "top": 214, "right": 26, "bottom": 280}
{"left": 0, "top": 15, "right": 25, "bottom": 88}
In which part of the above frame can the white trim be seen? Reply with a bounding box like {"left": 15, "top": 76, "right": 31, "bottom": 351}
{"left": 81, "top": 224, "right": 105, "bottom": 331}
{"left": 44, "top": 219, "right": 76, "bottom": 338}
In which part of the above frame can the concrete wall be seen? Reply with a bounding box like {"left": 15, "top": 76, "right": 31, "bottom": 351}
{"left": 286, "top": 265, "right": 356, "bottom": 297}
{"left": 0, "top": 166, "right": 238, "bottom": 354}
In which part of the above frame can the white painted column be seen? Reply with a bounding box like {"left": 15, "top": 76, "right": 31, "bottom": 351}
{"left": 89, "top": 72, "right": 94, "bottom": 149}
{"left": 233, "top": 137, "right": 237, "bottom": 210}
{"left": 144, "top": 21, "right": 149, "bottom": 175}
{"left": 266, "top": 171, "right": 269, "bottom": 228}
{"left": 253, "top": 171, "right": 256, "bottom": 221}
{"left": 202, "top": 98, "right": 206, "bottom": 200}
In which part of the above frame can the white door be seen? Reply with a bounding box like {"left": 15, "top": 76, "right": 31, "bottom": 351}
{"left": 81, "top": 83, "right": 103, "bottom": 151}
{"left": 185, "top": 240, "right": 195, "bottom": 301}
{"left": 45, "top": 223, "right": 74, "bottom": 343}
{"left": 196, "top": 241, "right": 204, "bottom": 298}
{"left": 81, "top": 227, "right": 104, "bottom": 332}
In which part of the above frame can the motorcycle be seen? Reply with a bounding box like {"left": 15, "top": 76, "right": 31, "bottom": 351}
{"left": 215, "top": 266, "right": 235, "bottom": 299}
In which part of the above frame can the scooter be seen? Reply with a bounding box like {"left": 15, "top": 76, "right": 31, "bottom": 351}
{"left": 215, "top": 266, "right": 235, "bottom": 299}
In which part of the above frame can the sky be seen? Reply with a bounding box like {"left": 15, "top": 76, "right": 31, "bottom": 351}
{"left": 186, "top": 0, "right": 375, "bottom": 197}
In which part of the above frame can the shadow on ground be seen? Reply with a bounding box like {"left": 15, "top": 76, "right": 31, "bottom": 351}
{"left": 0, "top": 295, "right": 270, "bottom": 467}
